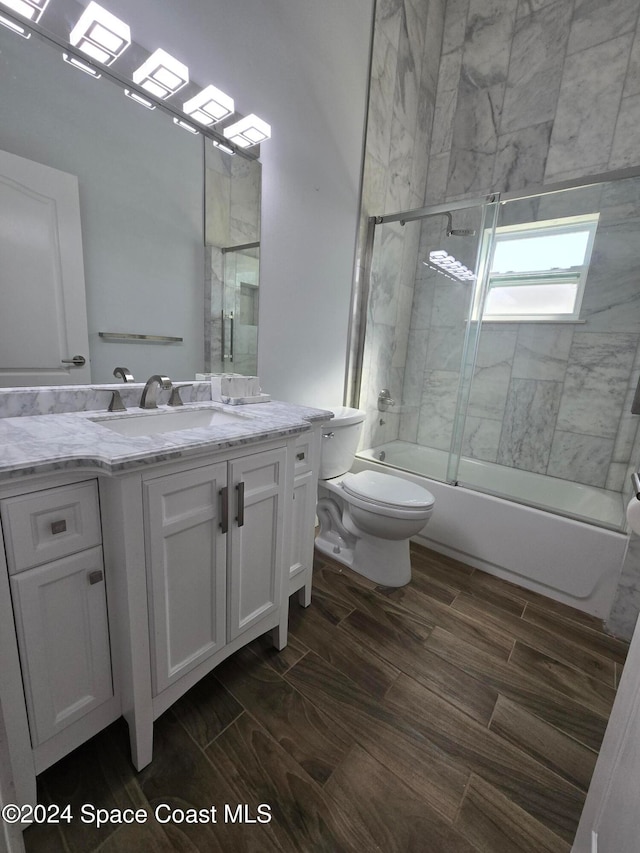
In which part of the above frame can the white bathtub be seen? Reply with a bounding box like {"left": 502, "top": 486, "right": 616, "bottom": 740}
{"left": 355, "top": 441, "right": 629, "bottom": 618}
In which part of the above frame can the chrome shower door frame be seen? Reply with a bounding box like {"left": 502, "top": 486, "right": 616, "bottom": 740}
{"left": 347, "top": 194, "right": 499, "bottom": 487}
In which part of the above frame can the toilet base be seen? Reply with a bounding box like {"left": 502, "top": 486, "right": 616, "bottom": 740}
{"left": 315, "top": 530, "right": 412, "bottom": 587}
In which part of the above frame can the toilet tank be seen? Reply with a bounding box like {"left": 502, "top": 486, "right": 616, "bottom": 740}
{"left": 319, "top": 407, "right": 366, "bottom": 479}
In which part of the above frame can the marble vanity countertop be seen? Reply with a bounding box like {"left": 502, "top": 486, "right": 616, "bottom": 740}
{"left": 0, "top": 400, "right": 333, "bottom": 482}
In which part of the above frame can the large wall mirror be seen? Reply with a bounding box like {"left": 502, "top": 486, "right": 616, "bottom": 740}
{"left": 0, "top": 14, "right": 261, "bottom": 386}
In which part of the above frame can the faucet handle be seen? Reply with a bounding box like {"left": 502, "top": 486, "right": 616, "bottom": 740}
{"left": 107, "top": 390, "right": 126, "bottom": 412}
{"left": 168, "top": 384, "right": 193, "bottom": 407}
{"left": 377, "top": 388, "right": 395, "bottom": 411}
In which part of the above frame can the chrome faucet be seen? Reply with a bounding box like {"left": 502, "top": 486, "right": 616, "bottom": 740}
{"left": 113, "top": 366, "right": 134, "bottom": 382}
{"left": 139, "top": 375, "right": 172, "bottom": 409}
{"left": 378, "top": 388, "right": 395, "bottom": 412}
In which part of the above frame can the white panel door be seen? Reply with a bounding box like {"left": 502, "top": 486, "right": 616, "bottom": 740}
{"left": 10, "top": 547, "right": 113, "bottom": 746}
{"left": 228, "top": 447, "right": 286, "bottom": 640}
{"left": 290, "top": 469, "right": 314, "bottom": 582}
{"left": 0, "top": 149, "right": 90, "bottom": 385}
{"left": 144, "top": 463, "right": 228, "bottom": 695}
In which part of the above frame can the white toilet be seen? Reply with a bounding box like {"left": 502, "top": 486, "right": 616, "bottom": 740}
{"left": 315, "top": 407, "right": 435, "bottom": 586}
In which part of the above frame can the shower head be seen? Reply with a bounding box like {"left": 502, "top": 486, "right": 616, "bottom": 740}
{"left": 445, "top": 212, "right": 476, "bottom": 237}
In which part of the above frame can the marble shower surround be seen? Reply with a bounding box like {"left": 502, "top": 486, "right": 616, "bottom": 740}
{"left": 356, "top": 0, "right": 445, "bottom": 451}
{"left": 400, "top": 179, "right": 640, "bottom": 494}
{"left": 359, "top": 0, "right": 640, "bottom": 459}
{"left": 393, "top": 0, "right": 640, "bottom": 493}
{"left": 354, "top": 0, "right": 640, "bottom": 634}
{"left": 427, "top": 0, "right": 640, "bottom": 202}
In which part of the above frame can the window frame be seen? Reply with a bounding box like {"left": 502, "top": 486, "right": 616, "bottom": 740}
{"left": 479, "top": 214, "right": 599, "bottom": 323}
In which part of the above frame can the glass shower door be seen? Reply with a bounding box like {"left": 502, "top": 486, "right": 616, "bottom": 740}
{"left": 356, "top": 199, "right": 496, "bottom": 484}
{"left": 457, "top": 177, "right": 640, "bottom": 530}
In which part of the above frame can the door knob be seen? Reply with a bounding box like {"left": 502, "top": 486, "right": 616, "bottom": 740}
{"left": 61, "top": 355, "right": 86, "bottom": 366}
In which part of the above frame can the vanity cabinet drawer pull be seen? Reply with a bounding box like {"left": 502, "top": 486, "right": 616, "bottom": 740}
{"left": 1, "top": 481, "right": 102, "bottom": 575}
{"left": 236, "top": 482, "right": 245, "bottom": 528}
{"left": 88, "top": 570, "right": 104, "bottom": 585}
{"left": 294, "top": 440, "right": 312, "bottom": 473}
{"left": 220, "top": 487, "right": 229, "bottom": 534}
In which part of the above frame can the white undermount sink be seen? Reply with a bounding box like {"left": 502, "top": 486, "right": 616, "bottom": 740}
{"left": 91, "top": 406, "right": 249, "bottom": 437}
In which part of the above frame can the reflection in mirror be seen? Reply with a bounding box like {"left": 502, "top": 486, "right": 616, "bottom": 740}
{"left": 0, "top": 20, "right": 262, "bottom": 386}
{"left": 204, "top": 145, "right": 261, "bottom": 377}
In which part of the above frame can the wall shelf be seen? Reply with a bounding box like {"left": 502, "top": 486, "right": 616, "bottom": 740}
{"left": 98, "top": 332, "right": 183, "bottom": 344}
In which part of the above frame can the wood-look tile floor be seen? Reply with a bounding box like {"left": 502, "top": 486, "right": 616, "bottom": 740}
{"left": 24, "top": 543, "right": 629, "bottom": 852}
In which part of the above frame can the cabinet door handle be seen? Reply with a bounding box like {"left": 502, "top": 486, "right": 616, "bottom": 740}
{"left": 236, "top": 481, "right": 245, "bottom": 527}
{"left": 88, "top": 570, "right": 104, "bottom": 585}
{"left": 220, "top": 486, "right": 229, "bottom": 533}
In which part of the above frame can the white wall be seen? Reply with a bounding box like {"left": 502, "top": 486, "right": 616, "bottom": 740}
{"left": 89, "top": 0, "right": 374, "bottom": 405}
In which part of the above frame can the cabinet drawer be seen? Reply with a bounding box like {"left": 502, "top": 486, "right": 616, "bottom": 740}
{"left": 2, "top": 481, "right": 102, "bottom": 575}
{"left": 294, "top": 436, "right": 313, "bottom": 474}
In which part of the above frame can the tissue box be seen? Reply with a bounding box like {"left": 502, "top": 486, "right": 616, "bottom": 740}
{"left": 207, "top": 373, "right": 261, "bottom": 401}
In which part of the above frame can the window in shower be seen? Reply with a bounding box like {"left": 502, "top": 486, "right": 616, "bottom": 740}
{"left": 480, "top": 214, "right": 599, "bottom": 322}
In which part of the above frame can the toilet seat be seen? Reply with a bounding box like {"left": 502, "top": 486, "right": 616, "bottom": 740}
{"left": 341, "top": 470, "right": 434, "bottom": 518}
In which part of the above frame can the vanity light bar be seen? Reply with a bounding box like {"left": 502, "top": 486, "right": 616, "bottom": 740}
{"left": 70, "top": 1, "right": 130, "bottom": 66}
{"left": 0, "top": 0, "right": 268, "bottom": 158}
{"left": 223, "top": 114, "right": 270, "bottom": 148}
{"left": 62, "top": 52, "right": 101, "bottom": 77}
{"left": 133, "top": 48, "right": 189, "bottom": 99}
{"left": 0, "top": 0, "right": 49, "bottom": 22}
{"left": 124, "top": 88, "right": 156, "bottom": 110}
{"left": 183, "top": 84, "right": 234, "bottom": 125}
{"left": 173, "top": 117, "right": 199, "bottom": 134}
{"left": 69, "top": 0, "right": 131, "bottom": 65}
{"left": 425, "top": 250, "right": 476, "bottom": 282}
{"left": 212, "top": 139, "right": 235, "bottom": 156}
{"left": 0, "top": 10, "right": 29, "bottom": 35}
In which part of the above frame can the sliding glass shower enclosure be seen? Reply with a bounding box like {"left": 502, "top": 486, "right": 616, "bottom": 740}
{"left": 353, "top": 173, "right": 640, "bottom": 531}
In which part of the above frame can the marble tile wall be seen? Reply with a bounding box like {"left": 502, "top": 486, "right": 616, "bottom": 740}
{"left": 393, "top": 0, "right": 640, "bottom": 493}
{"left": 608, "top": 533, "right": 640, "bottom": 641}
{"left": 426, "top": 0, "right": 640, "bottom": 204}
{"left": 356, "top": 0, "right": 446, "bottom": 450}
{"left": 359, "top": 0, "right": 640, "bottom": 467}
{"left": 354, "top": 0, "right": 640, "bottom": 631}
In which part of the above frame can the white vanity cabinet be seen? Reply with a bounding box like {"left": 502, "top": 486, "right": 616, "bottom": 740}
{"left": 289, "top": 433, "right": 319, "bottom": 606}
{"left": 144, "top": 445, "right": 287, "bottom": 696}
{"left": 0, "top": 480, "right": 119, "bottom": 779}
{"left": 0, "top": 409, "right": 325, "bottom": 813}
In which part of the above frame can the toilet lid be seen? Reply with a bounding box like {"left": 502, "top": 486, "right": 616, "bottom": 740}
{"left": 341, "top": 470, "right": 435, "bottom": 510}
